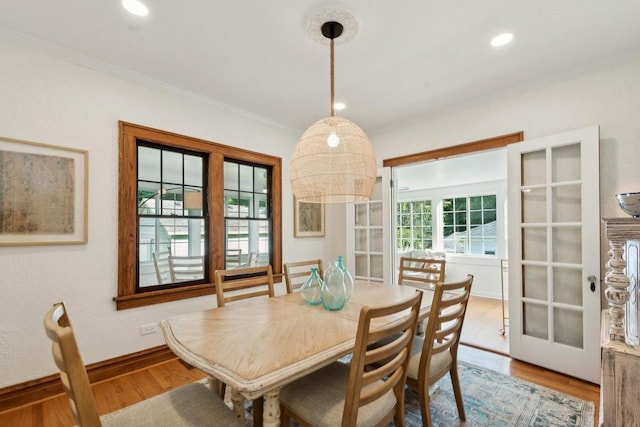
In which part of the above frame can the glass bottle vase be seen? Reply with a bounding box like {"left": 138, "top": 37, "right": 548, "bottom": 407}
{"left": 300, "top": 267, "right": 323, "bottom": 305}
{"left": 322, "top": 260, "right": 346, "bottom": 311}
{"left": 336, "top": 255, "right": 353, "bottom": 301}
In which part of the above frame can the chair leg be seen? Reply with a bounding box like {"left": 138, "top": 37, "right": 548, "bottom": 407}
{"left": 394, "top": 384, "right": 407, "bottom": 427}
{"left": 253, "top": 397, "right": 263, "bottom": 427}
{"left": 418, "top": 383, "right": 433, "bottom": 427}
{"left": 450, "top": 365, "right": 466, "bottom": 421}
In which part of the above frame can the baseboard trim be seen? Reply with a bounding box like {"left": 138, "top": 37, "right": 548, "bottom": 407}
{"left": 0, "top": 345, "right": 175, "bottom": 412}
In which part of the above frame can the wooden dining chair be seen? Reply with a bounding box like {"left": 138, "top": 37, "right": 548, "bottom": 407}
{"left": 168, "top": 255, "right": 205, "bottom": 282}
{"left": 398, "top": 256, "right": 446, "bottom": 289}
{"left": 214, "top": 264, "right": 275, "bottom": 307}
{"left": 405, "top": 274, "right": 473, "bottom": 427}
{"left": 279, "top": 290, "right": 423, "bottom": 427}
{"left": 214, "top": 264, "right": 275, "bottom": 426}
{"left": 283, "top": 259, "right": 324, "bottom": 293}
{"left": 43, "top": 302, "right": 238, "bottom": 427}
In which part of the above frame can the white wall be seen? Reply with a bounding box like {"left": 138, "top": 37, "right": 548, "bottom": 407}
{"left": 369, "top": 58, "right": 640, "bottom": 305}
{"left": 0, "top": 42, "right": 336, "bottom": 388}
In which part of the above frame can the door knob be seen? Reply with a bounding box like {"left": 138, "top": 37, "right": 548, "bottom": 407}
{"left": 587, "top": 275, "right": 597, "bottom": 292}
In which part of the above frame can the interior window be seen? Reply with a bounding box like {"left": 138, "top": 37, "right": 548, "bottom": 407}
{"left": 116, "top": 122, "right": 282, "bottom": 310}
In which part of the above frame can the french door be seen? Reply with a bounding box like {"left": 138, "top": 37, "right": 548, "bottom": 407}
{"left": 507, "top": 126, "right": 600, "bottom": 383}
{"left": 346, "top": 168, "right": 392, "bottom": 284}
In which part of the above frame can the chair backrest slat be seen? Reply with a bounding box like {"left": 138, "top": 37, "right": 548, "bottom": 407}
{"left": 214, "top": 265, "right": 275, "bottom": 307}
{"left": 419, "top": 275, "right": 473, "bottom": 373}
{"left": 398, "top": 256, "right": 446, "bottom": 289}
{"left": 283, "top": 259, "right": 324, "bottom": 293}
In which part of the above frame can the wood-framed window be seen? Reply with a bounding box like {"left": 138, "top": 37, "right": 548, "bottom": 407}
{"left": 115, "top": 121, "right": 282, "bottom": 310}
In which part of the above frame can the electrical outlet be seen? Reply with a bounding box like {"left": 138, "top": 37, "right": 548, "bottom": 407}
{"left": 140, "top": 323, "right": 157, "bottom": 336}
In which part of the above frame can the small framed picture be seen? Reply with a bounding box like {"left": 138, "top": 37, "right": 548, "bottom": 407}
{"left": 0, "top": 136, "right": 88, "bottom": 245}
{"left": 294, "top": 196, "right": 325, "bottom": 238}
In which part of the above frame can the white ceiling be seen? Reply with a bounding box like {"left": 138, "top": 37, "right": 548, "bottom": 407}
{"left": 1, "top": 1, "right": 640, "bottom": 134}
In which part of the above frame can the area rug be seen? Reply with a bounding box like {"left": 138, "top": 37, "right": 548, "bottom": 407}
{"left": 405, "top": 361, "right": 594, "bottom": 427}
{"left": 241, "top": 361, "right": 594, "bottom": 426}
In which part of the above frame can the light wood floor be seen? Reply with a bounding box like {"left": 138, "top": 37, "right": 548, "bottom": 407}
{"left": 0, "top": 345, "right": 599, "bottom": 427}
{"left": 461, "top": 295, "right": 509, "bottom": 355}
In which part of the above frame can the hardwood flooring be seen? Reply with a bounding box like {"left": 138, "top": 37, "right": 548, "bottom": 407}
{"left": 0, "top": 345, "right": 599, "bottom": 427}
{"left": 461, "top": 295, "right": 509, "bottom": 355}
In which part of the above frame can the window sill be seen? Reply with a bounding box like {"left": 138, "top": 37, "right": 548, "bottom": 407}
{"left": 114, "top": 283, "right": 217, "bottom": 310}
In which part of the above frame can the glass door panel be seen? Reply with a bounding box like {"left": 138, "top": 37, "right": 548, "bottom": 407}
{"left": 523, "top": 302, "right": 548, "bottom": 339}
{"left": 355, "top": 204, "right": 367, "bottom": 226}
{"left": 522, "top": 188, "right": 546, "bottom": 223}
{"left": 370, "top": 254, "right": 383, "bottom": 279}
{"left": 552, "top": 144, "right": 581, "bottom": 182}
{"left": 523, "top": 264, "right": 547, "bottom": 300}
{"left": 522, "top": 150, "right": 546, "bottom": 186}
{"left": 552, "top": 226, "right": 582, "bottom": 264}
{"left": 355, "top": 254, "right": 368, "bottom": 277}
{"left": 553, "top": 308, "right": 583, "bottom": 348}
{"left": 553, "top": 267, "right": 583, "bottom": 306}
{"left": 522, "top": 228, "right": 546, "bottom": 261}
{"left": 370, "top": 201, "right": 382, "bottom": 226}
{"left": 552, "top": 184, "right": 581, "bottom": 222}
{"left": 355, "top": 229, "right": 367, "bottom": 252}
{"left": 370, "top": 229, "right": 383, "bottom": 252}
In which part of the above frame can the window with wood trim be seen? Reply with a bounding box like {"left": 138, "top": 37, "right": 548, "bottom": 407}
{"left": 116, "top": 122, "right": 282, "bottom": 310}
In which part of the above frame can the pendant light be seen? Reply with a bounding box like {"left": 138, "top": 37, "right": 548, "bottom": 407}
{"left": 290, "top": 19, "right": 376, "bottom": 203}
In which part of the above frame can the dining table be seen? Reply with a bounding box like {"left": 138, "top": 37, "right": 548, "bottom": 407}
{"left": 160, "top": 280, "right": 437, "bottom": 427}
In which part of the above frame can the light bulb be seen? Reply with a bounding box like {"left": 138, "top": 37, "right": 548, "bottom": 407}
{"left": 122, "top": 0, "right": 149, "bottom": 16}
{"left": 327, "top": 131, "right": 340, "bottom": 147}
{"left": 491, "top": 33, "right": 513, "bottom": 47}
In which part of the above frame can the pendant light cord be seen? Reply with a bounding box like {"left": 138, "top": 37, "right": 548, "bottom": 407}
{"left": 330, "top": 38, "right": 335, "bottom": 117}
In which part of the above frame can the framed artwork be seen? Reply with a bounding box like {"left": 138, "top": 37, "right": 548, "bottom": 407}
{"left": 0, "top": 136, "right": 88, "bottom": 246}
{"left": 294, "top": 196, "right": 325, "bottom": 238}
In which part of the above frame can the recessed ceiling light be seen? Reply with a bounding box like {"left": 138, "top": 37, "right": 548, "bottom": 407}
{"left": 334, "top": 102, "right": 346, "bottom": 111}
{"left": 122, "top": 0, "right": 149, "bottom": 17}
{"left": 491, "top": 32, "right": 513, "bottom": 47}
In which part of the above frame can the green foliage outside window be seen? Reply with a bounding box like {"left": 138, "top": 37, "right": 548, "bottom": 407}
{"left": 396, "top": 200, "right": 432, "bottom": 250}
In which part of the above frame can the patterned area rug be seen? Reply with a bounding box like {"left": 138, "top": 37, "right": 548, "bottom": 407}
{"left": 241, "top": 361, "right": 594, "bottom": 426}
{"left": 405, "top": 361, "right": 594, "bottom": 427}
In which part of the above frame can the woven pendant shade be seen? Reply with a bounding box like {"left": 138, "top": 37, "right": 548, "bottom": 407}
{"left": 291, "top": 18, "right": 376, "bottom": 204}
{"left": 291, "top": 116, "right": 376, "bottom": 203}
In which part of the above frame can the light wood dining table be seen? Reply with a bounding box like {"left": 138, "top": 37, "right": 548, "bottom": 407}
{"left": 160, "top": 281, "right": 436, "bottom": 427}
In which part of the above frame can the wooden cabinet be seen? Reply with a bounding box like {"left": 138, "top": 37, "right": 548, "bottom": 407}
{"left": 600, "top": 311, "right": 640, "bottom": 426}
{"left": 601, "top": 218, "right": 640, "bottom": 426}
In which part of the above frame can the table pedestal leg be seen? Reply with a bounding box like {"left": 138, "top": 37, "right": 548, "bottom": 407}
{"left": 230, "top": 388, "right": 246, "bottom": 425}
{"left": 263, "top": 389, "right": 280, "bottom": 427}
{"left": 207, "top": 376, "right": 225, "bottom": 398}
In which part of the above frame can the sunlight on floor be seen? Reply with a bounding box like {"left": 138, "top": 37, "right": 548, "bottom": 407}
{"left": 460, "top": 296, "right": 509, "bottom": 355}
